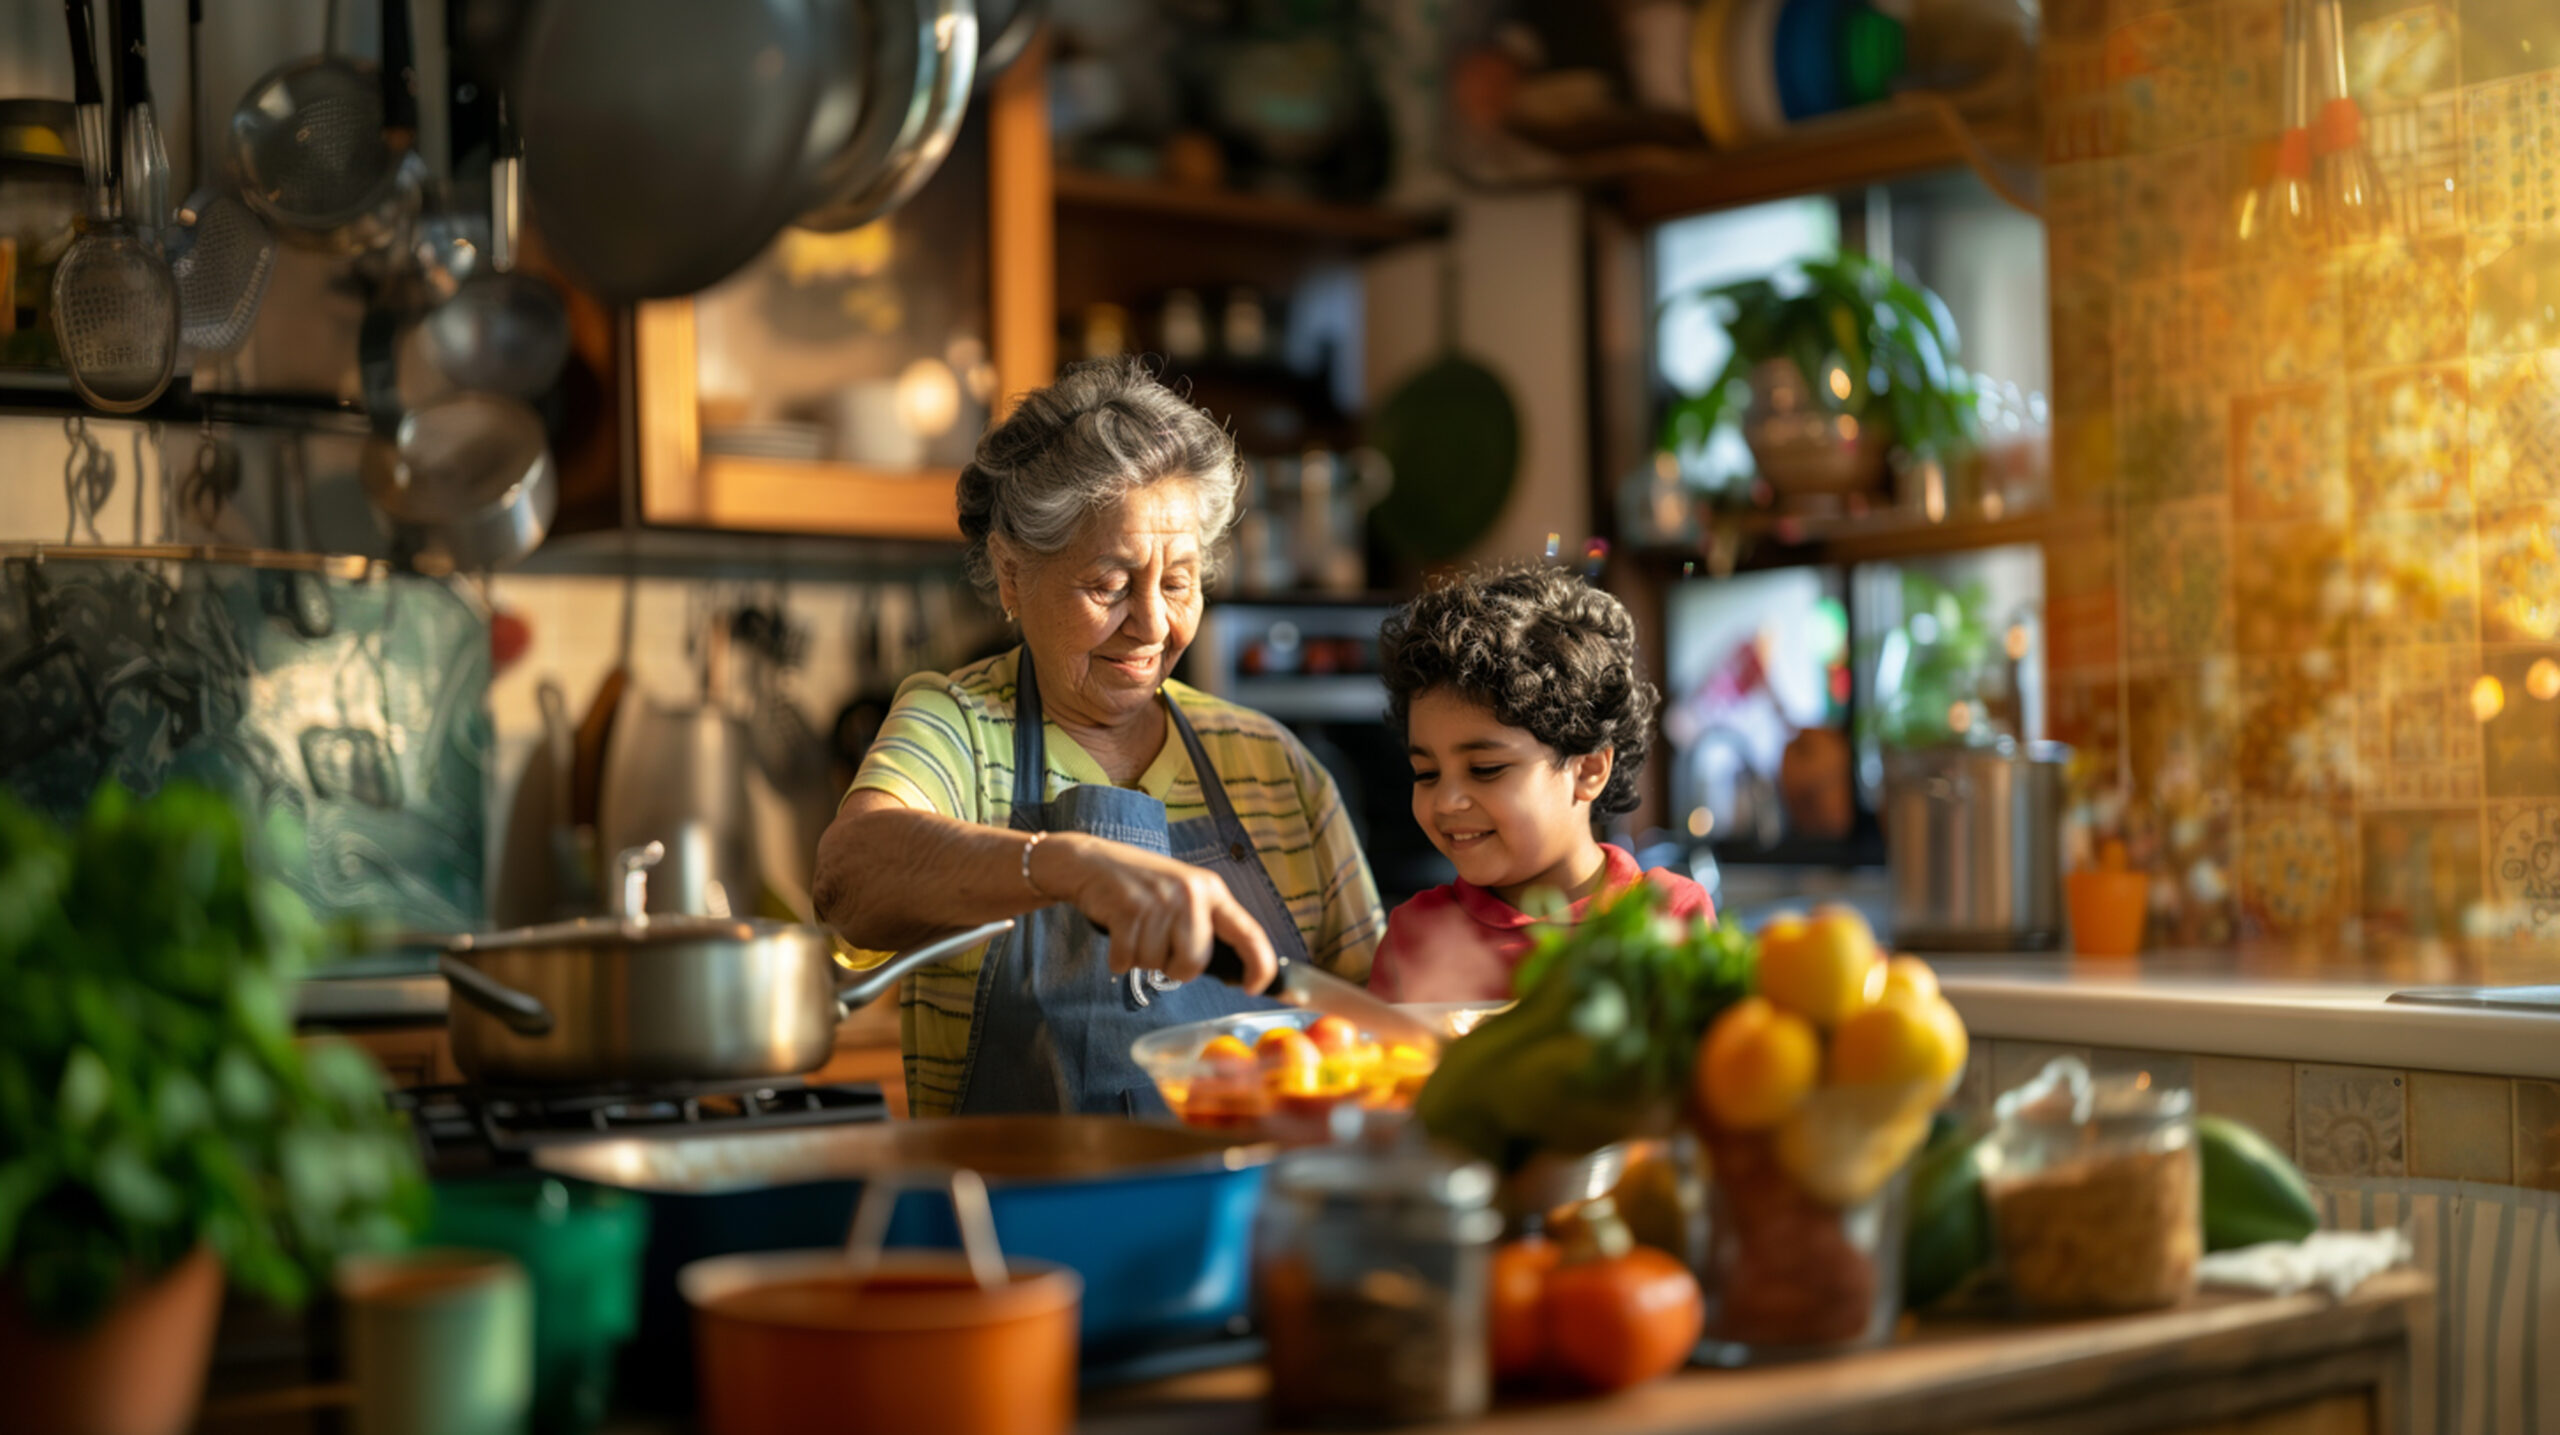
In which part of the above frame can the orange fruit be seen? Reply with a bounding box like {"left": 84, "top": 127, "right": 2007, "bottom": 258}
{"left": 1199, "top": 1034, "right": 1254, "bottom": 1068}
{"left": 1756, "top": 906, "right": 1884, "bottom": 1028}
{"left": 1828, "top": 1000, "right": 1946, "bottom": 1087}
{"left": 1697, "top": 997, "right": 1819, "bottom": 1131}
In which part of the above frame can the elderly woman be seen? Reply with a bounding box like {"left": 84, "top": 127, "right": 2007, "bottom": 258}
{"left": 814, "top": 358, "right": 1387, "bottom": 1118}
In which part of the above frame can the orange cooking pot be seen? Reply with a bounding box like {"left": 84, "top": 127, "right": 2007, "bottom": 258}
{"left": 678, "top": 1170, "right": 1082, "bottom": 1435}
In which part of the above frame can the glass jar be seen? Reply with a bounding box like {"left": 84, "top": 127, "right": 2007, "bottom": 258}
{"left": 1981, "top": 1056, "right": 2200, "bottom": 1314}
{"left": 1256, "top": 1144, "right": 1500, "bottom": 1426}
{"left": 1696, "top": 1122, "right": 1909, "bottom": 1366}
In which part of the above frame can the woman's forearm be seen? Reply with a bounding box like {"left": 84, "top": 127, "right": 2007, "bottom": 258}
{"left": 813, "top": 792, "right": 1279, "bottom": 990}
{"left": 814, "top": 793, "right": 1069, "bottom": 951}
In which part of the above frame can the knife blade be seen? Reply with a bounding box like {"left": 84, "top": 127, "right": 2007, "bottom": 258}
{"left": 1203, "top": 941, "right": 1443, "bottom": 1053}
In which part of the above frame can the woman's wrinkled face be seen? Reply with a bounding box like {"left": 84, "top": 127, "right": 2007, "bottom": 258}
{"left": 997, "top": 480, "right": 1207, "bottom": 729}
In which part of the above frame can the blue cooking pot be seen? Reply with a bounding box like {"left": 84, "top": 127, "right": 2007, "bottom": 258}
{"left": 536, "top": 1116, "right": 1274, "bottom": 1408}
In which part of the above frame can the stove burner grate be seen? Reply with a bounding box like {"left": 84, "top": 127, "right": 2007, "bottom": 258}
{"left": 389, "top": 1078, "right": 887, "bottom": 1172}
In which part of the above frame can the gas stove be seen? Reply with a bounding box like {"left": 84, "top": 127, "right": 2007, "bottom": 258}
{"left": 390, "top": 1078, "right": 889, "bottom": 1175}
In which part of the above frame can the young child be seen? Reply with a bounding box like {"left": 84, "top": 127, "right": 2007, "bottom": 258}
{"left": 1368, "top": 562, "right": 1712, "bottom": 1002}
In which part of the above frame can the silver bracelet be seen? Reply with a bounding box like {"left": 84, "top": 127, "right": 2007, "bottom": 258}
{"left": 1021, "top": 831, "right": 1048, "bottom": 897}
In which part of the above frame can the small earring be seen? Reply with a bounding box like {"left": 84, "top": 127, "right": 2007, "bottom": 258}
{"left": 1004, "top": 608, "right": 1016, "bottom": 622}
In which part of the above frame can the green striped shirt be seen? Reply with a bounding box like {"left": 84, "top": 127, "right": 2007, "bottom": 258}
{"left": 848, "top": 648, "right": 1384, "bottom": 1115}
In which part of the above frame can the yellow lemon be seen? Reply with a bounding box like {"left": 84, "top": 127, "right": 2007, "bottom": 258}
{"left": 1756, "top": 906, "right": 1884, "bottom": 1028}
{"left": 1880, "top": 955, "right": 1941, "bottom": 1009}
{"left": 1926, "top": 997, "right": 1970, "bottom": 1086}
{"left": 1697, "top": 997, "right": 1820, "bottom": 1131}
{"left": 1828, "top": 1001, "right": 1948, "bottom": 1087}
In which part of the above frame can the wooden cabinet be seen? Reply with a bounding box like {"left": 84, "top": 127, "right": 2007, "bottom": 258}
{"left": 610, "top": 48, "right": 1054, "bottom": 540}
{"left": 568, "top": 43, "right": 1443, "bottom": 546}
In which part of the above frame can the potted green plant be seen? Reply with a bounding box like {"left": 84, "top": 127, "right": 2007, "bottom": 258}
{"left": 1659, "top": 253, "right": 1979, "bottom": 507}
{"left": 1857, "top": 569, "right": 2006, "bottom": 753}
{"left": 0, "top": 784, "right": 425, "bottom": 1435}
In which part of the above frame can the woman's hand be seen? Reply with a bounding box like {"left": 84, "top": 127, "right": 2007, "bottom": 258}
{"left": 1035, "top": 834, "right": 1280, "bottom": 993}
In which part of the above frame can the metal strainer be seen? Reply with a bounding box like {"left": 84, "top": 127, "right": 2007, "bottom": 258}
{"left": 228, "top": 0, "right": 403, "bottom": 250}
{"left": 51, "top": 0, "right": 176, "bottom": 414}
{"left": 169, "top": 0, "right": 274, "bottom": 354}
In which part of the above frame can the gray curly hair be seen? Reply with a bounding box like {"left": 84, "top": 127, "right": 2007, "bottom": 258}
{"left": 957, "top": 357, "right": 1244, "bottom": 595}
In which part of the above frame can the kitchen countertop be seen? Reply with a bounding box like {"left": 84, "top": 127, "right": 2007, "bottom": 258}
{"left": 1935, "top": 949, "right": 2560, "bottom": 1080}
{"left": 302, "top": 938, "right": 2560, "bottom": 1079}
{"left": 1081, "top": 1269, "right": 2426, "bottom": 1435}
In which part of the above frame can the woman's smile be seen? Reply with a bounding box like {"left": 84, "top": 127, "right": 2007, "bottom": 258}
{"left": 1095, "top": 650, "right": 1162, "bottom": 682}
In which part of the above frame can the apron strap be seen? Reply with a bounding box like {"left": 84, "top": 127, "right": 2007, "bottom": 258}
{"left": 1164, "top": 695, "right": 1259, "bottom": 854}
{"left": 1013, "top": 645, "right": 1256, "bottom": 853}
{"left": 1010, "top": 646, "right": 1047, "bottom": 823}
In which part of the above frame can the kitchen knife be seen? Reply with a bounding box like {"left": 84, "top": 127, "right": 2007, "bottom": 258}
{"left": 1203, "top": 941, "right": 1443, "bottom": 1053}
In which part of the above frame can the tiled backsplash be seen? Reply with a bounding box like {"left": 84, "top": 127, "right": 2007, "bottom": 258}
{"left": 2039, "top": 0, "right": 2560, "bottom": 968}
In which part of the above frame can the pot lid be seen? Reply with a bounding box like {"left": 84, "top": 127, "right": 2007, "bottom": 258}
{"left": 451, "top": 913, "right": 834, "bottom": 955}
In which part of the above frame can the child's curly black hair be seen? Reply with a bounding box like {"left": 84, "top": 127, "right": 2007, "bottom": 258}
{"left": 1378, "top": 561, "right": 1659, "bottom": 823}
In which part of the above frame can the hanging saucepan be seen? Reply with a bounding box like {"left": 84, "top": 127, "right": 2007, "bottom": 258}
{"left": 440, "top": 842, "right": 1014, "bottom": 1085}
{"left": 795, "top": 0, "right": 976, "bottom": 234}
{"left": 514, "top": 0, "right": 864, "bottom": 300}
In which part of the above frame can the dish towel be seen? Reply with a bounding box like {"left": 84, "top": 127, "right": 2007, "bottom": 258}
{"left": 2198, "top": 1228, "right": 2414, "bottom": 1299}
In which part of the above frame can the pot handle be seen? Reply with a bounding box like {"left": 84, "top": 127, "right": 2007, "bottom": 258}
{"left": 438, "top": 954, "right": 556, "bottom": 1037}
{"left": 843, "top": 1167, "right": 1009, "bottom": 1292}
{"left": 834, "top": 917, "right": 1017, "bottom": 1015}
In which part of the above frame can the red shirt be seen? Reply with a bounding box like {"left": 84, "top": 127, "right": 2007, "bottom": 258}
{"left": 1368, "top": 844, "right": 1715, "bottom": 1003}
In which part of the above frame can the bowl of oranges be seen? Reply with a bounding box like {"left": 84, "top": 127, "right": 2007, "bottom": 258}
{"left": 1132, "top": 1005, "right": 1494, "bottom": 1142}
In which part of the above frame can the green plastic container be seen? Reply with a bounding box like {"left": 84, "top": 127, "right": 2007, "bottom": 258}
{"left": 427, "top": 1177, "right": 650, "bottom": 1433}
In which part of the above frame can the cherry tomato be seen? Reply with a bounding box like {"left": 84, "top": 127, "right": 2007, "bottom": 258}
{"left": 1198, "top": 1034, "right": 1254, "bottom": 1070}
{"left": 1542, "top": 1247, "right": 1704, "bottom": 1393}
{"left": 1490, "top": 1237, "right": 1560, "bottom": 1382}
{"left": 1306, "top": 1016, "right": 1362, "bottom": 1055}
{"left": 1256, "top": 1027, "right": 1320, "bottom": 1085}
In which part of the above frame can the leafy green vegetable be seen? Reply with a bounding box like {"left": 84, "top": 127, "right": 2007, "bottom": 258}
{"left": 0, "top": 784, "right": 425, "bottom": 1331}
{"left": 1416, "top": 882, "right": 1755, "bottom": 1171}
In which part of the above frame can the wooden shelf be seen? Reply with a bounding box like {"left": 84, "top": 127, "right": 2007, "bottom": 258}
{"left": 1615, "top": 99, "right": 2039, "bottom": 222}
{"left": 1646, "top": 504, "right": 2108, "bottom": 574}
{"left": 1576, "top": 83, "right": 2037, "bottom": 223}
{"left": 1053, "top": 168, "right": 1444, "bottom": 248}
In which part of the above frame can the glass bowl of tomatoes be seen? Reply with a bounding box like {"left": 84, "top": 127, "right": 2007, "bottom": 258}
{"left": 1132, "top": 1004, "right": 1504, "bottom": 1142}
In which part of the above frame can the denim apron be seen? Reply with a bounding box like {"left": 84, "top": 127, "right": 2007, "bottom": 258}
{"left": 950, "top": 650, "right": 1304, "bottom": 1116}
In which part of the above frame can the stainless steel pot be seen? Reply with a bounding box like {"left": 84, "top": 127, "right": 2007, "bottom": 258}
{"left": 1882, "top": 740, "right": 2068, "bottom": 952}
{"left": 439, "top": 842, "right": 1013, "bottom": 1085}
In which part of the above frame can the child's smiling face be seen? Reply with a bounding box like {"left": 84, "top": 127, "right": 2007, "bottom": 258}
{"left": 1405, "top": 688, "right": 1614, "bottom": 904}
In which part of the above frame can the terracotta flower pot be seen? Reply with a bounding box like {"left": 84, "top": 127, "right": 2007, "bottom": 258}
{"left": 0, "top": 1245, "right": 224, "bottom": 1435}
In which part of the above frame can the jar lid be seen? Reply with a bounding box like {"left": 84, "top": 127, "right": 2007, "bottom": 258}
{"left": 1996, "top": 1055, "right": 2192, "bottom": 1131}
{"left": 1271, "top": 1145, "right": 1496, "bottom": 1212}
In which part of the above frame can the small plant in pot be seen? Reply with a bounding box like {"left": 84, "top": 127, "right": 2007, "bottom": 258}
{"left": 0, "top": 784, "right": 425, "bottom": 1435}
{"left": 1659, "top": 253, "right": 1979, "bottom": 511}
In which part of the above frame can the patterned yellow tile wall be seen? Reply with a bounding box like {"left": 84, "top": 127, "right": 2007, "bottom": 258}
{"left": 2039, "top": 0, "right": 2560, "bottom": 968}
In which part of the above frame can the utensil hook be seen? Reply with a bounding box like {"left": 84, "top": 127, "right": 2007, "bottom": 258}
{"left": 842, "top": 1168, "right": 1009, "bottom": 1293}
